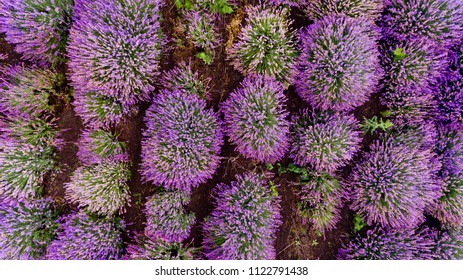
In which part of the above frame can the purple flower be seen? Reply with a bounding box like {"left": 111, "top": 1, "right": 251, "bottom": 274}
{"left": 125, "top": 234, "right": 195, "bottom": 260}
{"left": 436, "top": 70, "right": 463, "bottom": 125}
{"left": 160, "top": 62, "right": 211, "bottom": 99}
{"left": 296, "top": 15, "right": 381, "bottom": 111}
{"left": 381, "top": 0, "right": 463, "bottom": 46}
{"left": 338, "top": 227, "right": 435, "bottom": 260}
{"left": 0, "top": 0, "right": 73, "bottom": 65}
{"left": 431, "top": 229, "right": 463, "bottom": 260}
{"left": 65, "top": 161, "right": 131, "bottom": 216}
{"left": 144, "top": 190, "right": 195, "bottom": 242}
{"left": 300, "top": 0, "right": 383, "bottom": 21}
{"left": 68, "top": 0, "right": 164, "bottom": 107}
{"left": 227, "top": 5, "right": 298, "bottom": 85}
{"left": 141, "top": 90, "right": 223, "bottom": 191}
{"left": 348, "top": 138, "right": 441, "bottom": 229}
{"left": 221, "top": 75, "right": 290, "bottom": 163}
{"left": 0, "top": 198, "right": 58, "bottom": 260}
{"left": 184, "top": 10, "right": 221, "bottom": 55}
{"left": 203, "top": 172, "right": 281, "bottom": 260}
{"left": 290, "top": 109, "right": 362, "bottom": 173}
{"left": 297, "top": 172, "right": 343, "bottom": 233}
{"left": 46, "top": 212, "right": 125, "bottom": 260}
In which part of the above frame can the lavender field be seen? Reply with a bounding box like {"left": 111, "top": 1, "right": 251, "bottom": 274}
{"left": 0, "top": 0, "right": 462, "bottom": 260}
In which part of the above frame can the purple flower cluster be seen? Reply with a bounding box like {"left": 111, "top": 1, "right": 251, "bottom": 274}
{"left": 141, "top": 90, "right": 223, "bottom": 191}
{"left": 227, "top": 5, "right": 298, "bottom": 85}
{"left": 290, "top": 109, "right": 362, "bottom": 173}
{"left": 0, "top": 198, "right": 58, "bottom": 260}
{"left": 125, "top": 234, "right": 195, "bottom": 260}
{"left": 338, "top": 227, "right": 435, "bottom": 260}
{"left": 203, "top": 172, "right": 281, "bottom": 260}
{"left": 221, "top": 75, "right": 290, "bottom": 163}
{"left": 184, "top": 10, "right": 221, "bottom": 61}
{"left": 297, "top": 172, "right": 343, "bottom": 233}
{"left": 431, "top": 229, "right": 463, "bottom": 260}
{"left": 0, "top": 0, "right": 73, "bottom": 65}
{"left": 47, "top": 212, "right": 125, "bottom": 260}
{"left": 348, "top": 137, "right": 440, "bottom": 229}
{"left": 296, "top": 15, "right": 381, "bottom": 111}
{"left": 381, "top": 0, "right": 463, "bottom": 46}
{"left": 76, "top": 129, "right": 128, "bottom": 166}
{"left": 300, "top": 0, "right": 383, "bottom": 21}
{"left": 144, "top": 190, "right": 195, "bottom": 242}
{"left": 160, "top": 62, "right": 211, "bottom": 99}
{"left": 68, "top": 0, "right": 164, "bottom": 121}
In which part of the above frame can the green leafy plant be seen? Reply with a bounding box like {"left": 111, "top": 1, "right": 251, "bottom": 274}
{"left": 393, "top": 47, "right": 406, "bottom": 61}
{"left": 360, "top": 116, "right": 393, "bottom": 135}
{"left": 175, "top": 0, "right": 194, "bottom": 11}
{"left": 196, "top": 51, "right": 213, "bottom": 65}
{"left": 353, "top": 214, "right": 366, "bottom": 233}
{"left": 198, "top": 0, "right": 234, "bottom": 14}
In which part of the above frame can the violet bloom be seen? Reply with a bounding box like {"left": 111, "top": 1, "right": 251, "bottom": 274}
{"left": 338, "top": 227, "right": 435, "bottom": 260}
{"left": 300, "top": 0, "right": 383, "bottom": 21}
{"left": 125, "top": 234, "right": 195, "bottom": 260}
{"left": 290, "top": 109, "right": 362, "bottom": 173}
{"left": 221, "top": 75, "right": 290, "bottom": 163}
{"left": 227, "top": 5, "right": 298, "bottom": 85}
{"left": 140, "top": 90, "right": 223, "bottom": 191}
{"left": 65, "top": 161, "right": 131, "bottom": 216}
{"left": 46, "top": 211, "right": 125, "bottom": 260}
{"left": 0, "top": 198, "right": 58, "bottom": 260}
{"left": 68, "top": 0, "right": 164, "bottom": 107}
{"left": 160, "top": 62, "right": 211, "bottom": 99}
{"left": 144, "top": 190, "right": 195, "bottom": 243}
{"left": 349, "top": 138, "right": 441, "bottom": 229}
{"left": 381, "top": 0, "right": 463, "bottom": 46}
{"left": 296, "top": 15, "right": 381, "bottom": 111}
{"left": 77, "top": 128, "right": 128, "bottom": 166}
{"left": 432, "top": 229, "right": 463, "bottom": 260}
{"left": 0, "top": 0, "right": 73, "bottom": 66}
{"left": 203, "top": 172, "right": 281, "bottom": 260}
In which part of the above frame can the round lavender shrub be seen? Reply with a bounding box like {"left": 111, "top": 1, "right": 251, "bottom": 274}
{"left": 338, "top": 227, "right": 435, "bottom": 260}
{"left": 0, "top": 139, "right": 56, "bottom": 201}
{"left": 349, "top": 138, "right": 440, "bottom": 229}
{"left": 432, "top": 229, "right": 463, "bottom": 260}
{"left": 296, "top": 15, "right": 381, "bottom": 111}
{"left": 227, "top": 5, "right": 298, "bottom": 85}
{"left": 290, "top": 109, "right": 362, "bottom": 173}
{"left": 297, "top": 172, "right": 342, "bottom": 233}
{"left": 141, "top": 90, "right": 222, "bottom": 191}
{"left": 73, "top": 91, "right": 127, "bottom": 129}
{"left": 160, "top": 62, "right": 211, "bottom": 99}
{"left": 381, "top": 0, "right": 463, "bottom": 46}
{"left": 203, "top": 172, "right": 281, "bottom": 260}
{"left": 184, "top": 10, "right": 221, "bottom": 57}
{"left": 126, "top": 234, "right": 195, "bottom": 260}
{"left": 436, "top": 71, "right": 463, "bottom": 125}
{"left": 0, "top": 65, "right": 60, "bottom": 119}
{"left": 381, "top": 39, "right": 446, "bottom": 120}
{"left": 77, "top": 128, "right": 127, "bottom": 166}
{"left": 300, "top": 0, "right": 383, "bottom": 21}
{"left": 65, "top": 161, "right": 131, "bottom": 216}
{"left": 47, "top": 212, "right": 125, "bottom": 260}
{"left": 144, "top": 190, "right": 195, "bottom": 242}
{"left": 0, "top": 198, "right": 58, "bottom": 259}
{"left": 435, "top": 125, "right": 463, "bottom": 178}
{"left": 68, "top": 0, "right": 163, "bottom": 107}
{"left": 221, "top": 75, "right": 290, "bottom": 163}
{"left": 432, "top": 177, "right": 463, "bottom": 227}
{"left": 0, "top": 0, "right": 73, "bottom": 65}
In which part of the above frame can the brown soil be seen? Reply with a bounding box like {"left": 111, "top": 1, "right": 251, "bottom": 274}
{"left": 0, "top": 1, "right": 387, "bottom": 260}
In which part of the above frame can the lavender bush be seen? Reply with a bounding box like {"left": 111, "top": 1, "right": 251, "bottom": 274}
{"left": 126, "top": 234, "right": 195, "bottom": 260}
{"left": 160, "top": 62, "right": 211, "bottom": 99}
{"left": 436, "top": 71, "right": 463, "bottom": 125}
{"left": 297, "top": 172, "right": 342, "bottom": 233}
{"left": 381, "top": 0, "right": 463, "bottom": 46}
{"left": 227, "top": 5, "right": 297, "bottom": 85}
{"left": 144, "top": 190, "right": 195, "bottom": 242}
{"left": 65, "top": 161, "right": 131, "bottom": 216}
{"left": 300, "top": 0, "right": 383, "bottom": 21}
{"left": 296, "top": 15, "right": 381, "bottom": 111}
{"left": 0, "top": 198, "right": 58, "bottom": 259}
{"left": 221, "top": 75, "right": 290, "bottom": 163}
{"left": 203, "top": 172, "right": 281, "bottom": 260}
{"left": 290, "top": 109, "right": 362, "bottom": 173}
{"left": 348, "top": 138, "right": 440, "bottom": 229}
{"left": 432, "top": 229, "right": 463, "bottom": 260}
{"left": 141, "top": 90, "right": 222, "bottom": 191}
{"left": 47, "top": 212, "right": 125, "bottom": 260}
{"left": 68, "top": 0, "right": 163, "bottom": 107}
{"left": 338, "top": 227, "right": 435, "bottom": 260}
{"left": 77, "top": 128, "right": 127, "bottom": 166}
{"left": 0, "top": 0, "right": 73, "bottom": 65}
